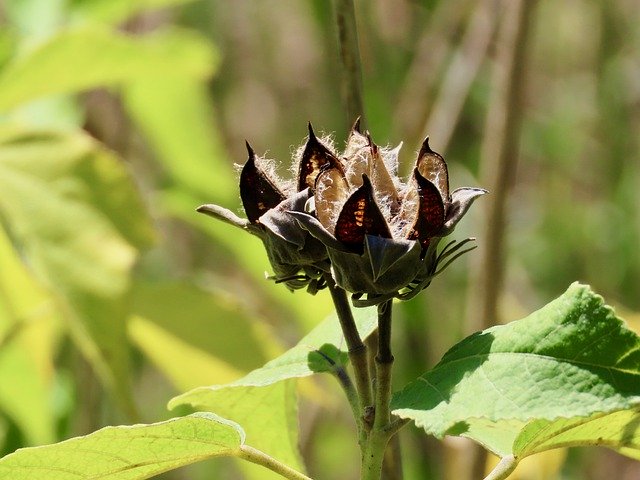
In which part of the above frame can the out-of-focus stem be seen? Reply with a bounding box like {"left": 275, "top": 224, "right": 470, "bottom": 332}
{"left": 422, "top": 0, "right": 498, "bottom": 153}
{"left": 334, "top": 0, "right": 366, "bottom": 128}
{"left": 471, "top": 0, "right": 537, "bottom": 478}
{"left": 395, "top": 0, "right": 474, "bottom": 144}
{"left": 476, "top": 0, "right": 536, "bottom": 330}
{"left": 382, "top": 433, "right": 404, "bottom": 480}
{"left": 324, "top": 273, "right": 373, "bottom": 412}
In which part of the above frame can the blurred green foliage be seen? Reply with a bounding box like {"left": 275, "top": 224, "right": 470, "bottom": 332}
{"left": 0, "top": 0, "right": 638, "bottom": 479}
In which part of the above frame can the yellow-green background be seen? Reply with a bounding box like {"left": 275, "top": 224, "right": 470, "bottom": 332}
{"left": 0, "top": 0, "right": 638, "bottom": 478}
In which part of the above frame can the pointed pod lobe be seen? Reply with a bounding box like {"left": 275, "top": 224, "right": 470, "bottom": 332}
{"left": 407, "top": 168, "right": 445, "bottom": 249}
{"left": 416, "top": 137, "right": 449, "bottom": 201}
{"left": 240, "top": 142, "right": 286, "bottom": 224}
{"left": 298, "top": 123, "right": 343, "bottom": 191}
{"left": 335, "top": 175, "right": 392, "bottom": 252}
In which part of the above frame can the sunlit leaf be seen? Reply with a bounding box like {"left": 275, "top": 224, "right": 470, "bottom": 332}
{"left": 174, "top": 381, "right": 303, "bottom": 478}
{"left": 128, "top": 281, "right": 284, "bottom": 392}
{"left": 123, "top": 78, "right": 234, "bottom": 202}
{"left": 0, "top": 204, "right": 62, "bottom": 446}
{"left": 0, "top": 128, "right": 154, "bottom": 417}
{"left": 169, "top": 308, "right": 377, "bottom": 475}
{"left": 70, "top": 0, "right": 196, "bottom": 25}
{"left": 0, "top": 413, "right": 244, "bottom": 479}
{"left": 392, "top": 283, "right": 640, "bottom": 459}
{"left": 170, "top": 306, "right": 376, "bottom": 396}
{"left": 0, "top": 26, "right": 216, "bottom": 112}
{"left": 129, "top": 316, "right": 244, "bottom": 391}
{"left": 514, "top": 408, "right": 640, "bottom": 460}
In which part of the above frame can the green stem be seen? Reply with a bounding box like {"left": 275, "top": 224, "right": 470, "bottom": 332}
{"left": 316, "top": 347, "right": 361, "bottom": 424}
{"left": 471, "top": 1, "right": 536, "bottom": 477}
{"left": 325, "top": 273, "right": 373, "bottom": 413}
{"left": 360, "top": 300, "right": 398, "bottom": 479}
{"left": 361, "top": 430, "right": 391, "bottom": 480}
{"left": 384, "top": 416, "right": 410, "bottom": 437}
{"left": 239, "top": 445, "right": 313, "bottom": 480}
{"left": 482, "top": 455, "right": 518, "bottom": 480}
{"left": 374, "top": 300, "right": 393, "bottom": 430}
{"left": 334, "top": 0, "right": 366, "bottom": 127}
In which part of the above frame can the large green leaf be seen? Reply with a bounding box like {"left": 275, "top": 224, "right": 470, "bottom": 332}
{"left": 170, "top": 306, "right": 377, "bottom": 396}
{"left": 0, "top": 413, "right": 244, "bottom": 479}
{"left": 70, "top": 0, "right": 196, "bottom": 25}
{"left": 392, "top": 283, "right": 640, "bottom": 459}
{"left": 0, "top": 128, "right": 154, "bottom": 417}
{"left": 0, "top": 26, "right": 216, "bottom": 112}
{"left": 169, "top": 307, "right": 377, "bottom": 475}
{"left": 173, "top": 381, "right": 302, "bottom": 479}
{"left": 123, "top": 78, "right": 234, "bottom": 204}
{"left": 0, "top": 228, "right": 60, "bottom": 445}
{"left": 128, "top": 281, "right": 282, "bottom": 390}
{"left": 513, "top": 408, "right": 640, "bottom": 460}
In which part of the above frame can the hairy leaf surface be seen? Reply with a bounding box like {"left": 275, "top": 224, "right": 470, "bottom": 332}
{"left": 392, "top": 283, "right": 640, "bottom": 459}
{"left": 0, "top": 413, "right": 244, "bottom": 479}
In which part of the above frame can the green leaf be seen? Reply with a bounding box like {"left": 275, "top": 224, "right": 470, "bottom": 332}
{"left": 173, "top": 381, "right": 303, "bottom": 478}
{"left": 70, "top": 0, "right": 196, "bottom": 25}
{"left": 0, "top": 26, "right": 217, "bottom": 112}
{"left": 168, "top": 308, "right": 377, "bottom": 475}
{"left": 123, "top": 78, "right": 234, "bottom": 202}
{"left": 0, "top": 128, "right": 154, "bottom": 417}
{"left": 0, "top": 227, "right": 61, "bottom": 446}
{"left": 129, "top": 315, "right": 245, "bottom": 391}
{"left": 514, "top": 408, "right": 640, "bottom": 460}
{"left": 392, "top": 283, "right": 640, "bottom": 457}
{"left": 0, "top": 315, "right": 60, "bottom": 448}
{"left": 128, "top": 281, "right": 282, "bottom": 391}
{"left": 307, "top": 343, "right": 350, "bottom": 374}
{"left": 0, "top": 413, "right": 245, "bottom": 479}
{"left": 170, "top": 306, "right": 377, "bottom": 395}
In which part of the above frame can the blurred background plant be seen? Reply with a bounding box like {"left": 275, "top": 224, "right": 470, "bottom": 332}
{"left": 0, "top": 0, "right": 638, "bottom": 479}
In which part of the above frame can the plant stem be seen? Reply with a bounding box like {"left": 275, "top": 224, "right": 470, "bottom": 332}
{"left": 239, "top": 445, "right": 313, "bottom": 480}
{"left": 482, "top": 455, "right": 518, "bottom": 480}
{"left": 316, "top": 347, "right": 361, "bottom": 423}
{"left": 374, "top": 301, "right": 393, "bottom": 430}
{"left": 334, "top": 0, "right": 366, "bottom": 128}
{"left": 324, "top": 273, "right": 373, "bottom": 413}
{"left": 475, "top": 0, "right": 536, "bottom": 331}
{"left": 361, "top": 430, "right": 391, "bottom": 480}
{"left": 470, "top": 0, "right": 537, "bottom": 477}
{"left": 365, "top": 329, "right": 379, "bottom": 389}
{"left": 421, "top": 0, "right": 497, "bottom": 153}
{"left": 360, "top": 300, "right": 398, "bottom": 479}
{"left": 384, "top": 416, "right": 410, "bottom": 437}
